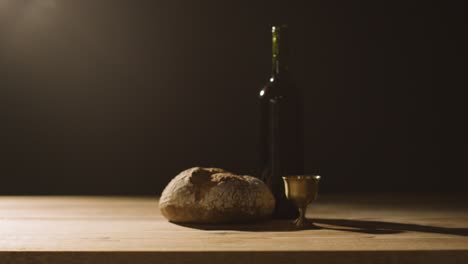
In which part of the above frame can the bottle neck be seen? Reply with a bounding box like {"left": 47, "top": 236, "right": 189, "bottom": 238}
{"left": 271, "top": 25, "right": 289, "bottom": 77}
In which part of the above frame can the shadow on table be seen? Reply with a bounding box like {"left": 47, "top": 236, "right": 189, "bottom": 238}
{"left": 175, "top": 218, "right": 468, "bottom": 236}
{"left": 313, "top": 218, "right": 468, "bottom": 236}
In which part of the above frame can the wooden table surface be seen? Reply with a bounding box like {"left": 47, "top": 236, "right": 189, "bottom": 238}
{"left": 1, "top": 194, "right": 467, "bottom": 264}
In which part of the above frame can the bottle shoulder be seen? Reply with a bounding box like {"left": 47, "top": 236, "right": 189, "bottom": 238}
{"left": 259, "top": 74, "right": 300, "bottom": 100}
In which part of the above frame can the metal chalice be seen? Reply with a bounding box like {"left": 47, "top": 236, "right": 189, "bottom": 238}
{"left": 282, "top": 175, "right": 321, "bottom": 228}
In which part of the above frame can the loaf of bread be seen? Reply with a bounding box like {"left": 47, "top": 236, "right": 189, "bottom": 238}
{"left": 159, "top": 167, "right": 275, "bottom": 224}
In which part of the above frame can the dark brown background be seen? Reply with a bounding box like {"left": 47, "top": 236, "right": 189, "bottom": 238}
{"left": 0, "top": 0, "right": 465, "bottom": 194}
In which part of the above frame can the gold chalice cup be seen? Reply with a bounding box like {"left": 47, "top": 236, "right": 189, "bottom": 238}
{"left": 282, "top": 175, "right": 321, "bottom": 228}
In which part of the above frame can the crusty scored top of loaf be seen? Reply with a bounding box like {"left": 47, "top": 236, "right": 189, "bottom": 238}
{"left": 159, "top": 167, "right": 272, "bottom": 207}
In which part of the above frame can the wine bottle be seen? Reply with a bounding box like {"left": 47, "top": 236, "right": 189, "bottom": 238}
{"left": 259, "top": 25, "right": 304, "bottom": 219}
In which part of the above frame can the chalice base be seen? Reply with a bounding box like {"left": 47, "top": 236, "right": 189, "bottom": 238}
{"left": 293, "top": 217, "right": 311, "bottom": 227}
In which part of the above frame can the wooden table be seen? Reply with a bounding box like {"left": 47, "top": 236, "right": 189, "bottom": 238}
{"left": 1, "top": 194, "right": 467, "bottom": 264}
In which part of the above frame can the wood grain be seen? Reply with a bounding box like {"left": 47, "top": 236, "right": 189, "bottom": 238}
{"left": 1, "top": 194, "right": 467, "bottom": 264}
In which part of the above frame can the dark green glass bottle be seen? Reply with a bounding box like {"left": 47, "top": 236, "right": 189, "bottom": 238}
{"left": 259, "top": 25, "right": 304, "bottom": 219}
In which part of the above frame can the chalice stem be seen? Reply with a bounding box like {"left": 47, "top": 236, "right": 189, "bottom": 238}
{"left": 298, "top": 207, "right": 306, "bottom": 223}
{"left": 292, "top": 206, "right": 308, "bottom": 227}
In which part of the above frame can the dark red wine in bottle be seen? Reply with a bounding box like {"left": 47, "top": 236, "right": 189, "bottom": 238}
{"left": 259, "top": 25, "right": 304, "bottom": 219}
